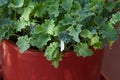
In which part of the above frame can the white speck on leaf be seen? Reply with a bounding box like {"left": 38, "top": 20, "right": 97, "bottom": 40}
{"left": 60, "top": 40, "right": 65, "bottom": 52}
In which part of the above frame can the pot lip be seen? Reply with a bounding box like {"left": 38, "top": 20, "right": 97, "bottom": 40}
{"left": 0, "top": 39, "right": 104, "bottom": 58}
{"left": 1, "top": 39, "right": 76, "bottom": 58}
{"left": 1, "top": 39, "right": 43, "bottom": 52}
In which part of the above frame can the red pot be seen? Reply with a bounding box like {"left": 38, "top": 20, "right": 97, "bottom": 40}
{"left": 0, "top": 71, "right": 109, "bottom": 80}
{"left": 100, "top": 71, "right": 109, "bottom": 80}
{"left": 0, "top": 65, "right": 3, "bottom": 80}
{"left": 0, "top": 40, "right": 104, "bottom": 80}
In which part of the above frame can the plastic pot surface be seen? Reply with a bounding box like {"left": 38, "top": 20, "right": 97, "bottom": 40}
{"left": 0, "top": 40, "right": 104, "bottom": 80}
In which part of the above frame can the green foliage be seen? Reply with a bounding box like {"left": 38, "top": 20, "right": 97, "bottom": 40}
{"left": 0, "top": 0, "right": 120, "bottom": 68}
{"left": 80, "top": 29, "right": 92, "bottom": 39}
{"left": 0, "top": 0, "right": 8, "bottom": 6}
{"left": 31, "top": 34, "right": 51, "bottom": 49}
{"left": 40, "top": 20, "right": 55, "bottom": 35}
{"left": 104, "top": 0, "right": 116, "bottom": 12}
{"left": 52, "top": 54, "right": 62, "bottom": 68}
{"left": 34, "top": 2, "right": 47, "bottom": 17}
{"left": 0, "top": 18, "right": 13, "bottom": 27}
{"left": 100, "top": 23, "right": 118, "bottom": 41}
{"left": 74, "top": 43, "right": 93, "bottom": 58}
{"left": 15, "top": 20, "right": 27, "bottom": 31}
{"left": 61, "top": 0, "right": 73, "bottom": 11}
{"left": 90, "top": 36, "right": 100, "bottom": 46}
{"left": 67, "top": 25, "right": 82, "bottom": 42}
{"left": 45, "top": 42, "right": 59, "bottom": 60}
{"left": 0, "top": 27, "right": 9, "bottom": 41}
{"left": 16, "top": 35, "right": 31, "bottom": 53}
{"left": 110, "top": 12, "right": 120, "bottom": 24}
{"left": 58, "top": 31, "right": 72, "bottom": 44}
{"left": 9, "top": 0, "right": 24, "bottom": 8}
{"left": 47, "top": 0, "right": 60, "bottom": 17}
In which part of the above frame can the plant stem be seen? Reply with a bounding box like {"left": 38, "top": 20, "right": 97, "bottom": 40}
{"left": 14, "top": 9, "right": 17, "bottom": 21}
{"left": 10, "top": 34, "right": 20, "bottom": 37}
